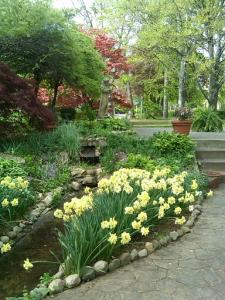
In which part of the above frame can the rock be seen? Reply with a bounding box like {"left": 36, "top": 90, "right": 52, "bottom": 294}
{"left": 93, "top": 260, "right": 108, "bottom": 275}
{"left": 138, "top": 249, "right": 148, "bottom": 258}
{"left": 0, "top": 241, "right": 3, "bottom": 248}
{"left": 19, "top": 222, "right": 26, "bottom": 229}
{"left": 130, "top": 249, "right": 138, "bottom": 261}
{"left": 119, "top": 252, "right": 131, "bottom": 266}
{"left": 194, "top": 204, "right": 202, "bottom": 211}
{"left": 48, "top": 279, "right": 65, "bottom": 294}
{"left": 82, "top": 176, "right": 97, "bottom": 187}
{"left": 109, "top": 259, "right": 120, "bottom": 272}
{"left": 71, "top": 167, "right": 85, "bottom": 177}
{"left": 170, "top": 231, "right": 179, "bottom": 241}
{"left": 53, "top": 271, "right": 64, "bottom": 279}
{"left": 86, "top": 169, "right": 96, "bottom": 176}
{"left": 1, "top": 236, "right": 10, "bottom": 243}
{"left": 82, "top": 266, "right": 96, "bottom": 282}
{"left": 8, "top": 231, "right": 17, "bottom": 239}
{"left": 95, "top": 168, "right": 102, "bottom": 175}
{"left": 13, "top": 226, "right": 22, "bottom": 234}
{"left": 152, "top": 239, "right": 160, "bottom": 250}
{"left": 192, "top": 209, "right": 201, "bottom": 216}
{"left": 181, "top": 226, "right": 191, "bottom": 234}
{"left": 145, "top": 242, "right": 154, "bottom": 253}
{"left": 177, "top": 229, "right": 183, "bottom": 237}
{"left": 65, "top": 274, "right": 81, "bottom": 288}
{"left": 71, "top": 181, "right": 81, "bottom": 191}
{"left": 30, "top": 287, "right": 49, "bottom": 299}
{"left": 58, "top": 264, "right": 65, "bottom": 273}
{"left": 185, "top": 217, "right": 195, "bottom": 227}
{"left": 42, "top": 193, "right": 53, "bottom": 206}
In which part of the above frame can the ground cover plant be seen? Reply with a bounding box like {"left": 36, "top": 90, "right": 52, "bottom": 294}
{"left": 56, "top": 167, "right": 207, "bottom": 275}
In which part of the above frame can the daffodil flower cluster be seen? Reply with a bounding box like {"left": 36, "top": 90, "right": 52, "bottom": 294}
{"left": 0, "top": 176, "right": 29, "bottom": 190}
{"left": 1, "top": 242, "right": 11, "bottom": 254}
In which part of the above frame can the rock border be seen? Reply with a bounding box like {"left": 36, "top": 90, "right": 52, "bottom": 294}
{"left": 32, "top": 195, "right": 204, "bottom": 296}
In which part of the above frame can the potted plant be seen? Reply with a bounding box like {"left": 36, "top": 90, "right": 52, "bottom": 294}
{"left": 172, "top": 106, "right": 192, "bottom": 135}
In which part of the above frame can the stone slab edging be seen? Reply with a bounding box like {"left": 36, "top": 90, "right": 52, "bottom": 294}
{"left": 28, "top": 195, "right": 204, "bottom": 298}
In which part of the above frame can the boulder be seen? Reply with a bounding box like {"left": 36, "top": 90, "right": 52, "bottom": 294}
{"left": 65, "top": 274, "right": 81, "bottom": 288}
{"left": 48, "top": 279, "right": 65, "bottom": 294}
{"left": 93, "top": 260, "right": 108, "bottom": 275}
{"left": 109, "top": 259, "right": 120, "bottom": 272}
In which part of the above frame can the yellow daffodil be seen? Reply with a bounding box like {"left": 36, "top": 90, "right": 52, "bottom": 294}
{"left": 11, "top": 198, "right": 19, "bottom": 207}
{"left": 207, "top": 190, "right": 213, "bottom": 197}
{"left": 174, "top": 207, "right": 182, "bottom": 215}
{"left": 54, "top": 209, "right": 64, "bottom": 219}
{"left": 121, "top": 232, "right": 131, "bottom": 245}
{"left": 140, "top": 226, "right": 149, "bottom": 236}
{"left": 1, "top": 242, "right": 11, "bottom": 254}
{"left": 2, "top": 198, "right": 9, "bottom": 208}
{"left": 131, "top": 220, "right": 141, "bottom": 230}
{"left": 137, "top": 211, "right": 147, "bottom": 222}
{"left": 125, "top": 206, "right": 134, "bottom": 214}
{"left": 108, "top": 233, "right": 118, "bottom": 245}
{"left": 175, "top": 216, "right": 186, "bottom": 225}
{"left": 23, "top": 258, "right": 33, "bottom": 270}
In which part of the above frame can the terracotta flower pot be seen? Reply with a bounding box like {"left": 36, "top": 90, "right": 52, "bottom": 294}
{"left": 172, "top": 120, "right": 192, "bottom": 135}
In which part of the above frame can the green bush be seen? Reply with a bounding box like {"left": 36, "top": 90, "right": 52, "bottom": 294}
{"left": 0, "top": 158, "right": 27, "bottom": 179}
{"left": 151, "top": 131, "right": 195, "bottom": 157}
{"left": 1, "top": 123, "right": 80, "bottom": 158}
{"left": 217, "top": 110, "right": 225, "bottom": 120}
{"left": 60, "top": 108, "right": 76, "bottom": 121}
{"left": 192, "top": 108, "right": 223, "bottom": 132}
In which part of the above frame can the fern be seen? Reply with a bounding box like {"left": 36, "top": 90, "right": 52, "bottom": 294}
{"left": 193, "top": 108, "right": 223, "bottom": 132}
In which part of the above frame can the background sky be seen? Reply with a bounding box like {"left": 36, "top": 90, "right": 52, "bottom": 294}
{"left": 53, "top": 0, "right": 93, "bottom": 9}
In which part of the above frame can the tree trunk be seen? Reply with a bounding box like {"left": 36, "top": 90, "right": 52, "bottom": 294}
{"left": 208, "top": 36, "right": 218, "bottom": 110}
{"left": 51, "top": 82, "right": 59, "bottom": 109}
{"left": 98, "top": 92, "right": 109, "bottom": 118}
{"left": 163, "top": 69, "right": 168, "bottom": 119}
{"left": 178, "top": 56, "right": 186, "bottom": 107}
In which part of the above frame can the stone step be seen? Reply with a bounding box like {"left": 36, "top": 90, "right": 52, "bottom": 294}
{"left": 196, "top": 148, "right": 225, "bottom": 160}
{"left": 198, "top": 159, "right": 225, "bottom": 172}
{"left": 195, "top": 139, "right": 225, "bottom": 149}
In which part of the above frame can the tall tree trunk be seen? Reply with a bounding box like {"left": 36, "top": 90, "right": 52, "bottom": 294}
{"left": 163, "top": 69, "right": 168, "bottom": 119}
{"left": 98, "top": 92, "right": 109, "bottom": 118}
{"left": 51, "top": 81, "right": 59, "bottom": 109}
{"left": 208, "top": 36, "right": 218, "bottom": 110}
{"left": 178, "top": 56, "right": 186, "bottom": 107}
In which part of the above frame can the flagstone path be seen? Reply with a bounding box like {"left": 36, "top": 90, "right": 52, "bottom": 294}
{"left": 53, "top": 184, "right": 225, "bottom": 300}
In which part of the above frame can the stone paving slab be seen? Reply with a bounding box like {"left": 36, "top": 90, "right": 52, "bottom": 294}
{"left": 52, "top": 184, "right": 225, "bottom": 300}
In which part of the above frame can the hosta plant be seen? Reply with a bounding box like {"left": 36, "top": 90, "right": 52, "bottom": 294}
{"left": 56, "top": 168, "right": 206, "bottom": 275}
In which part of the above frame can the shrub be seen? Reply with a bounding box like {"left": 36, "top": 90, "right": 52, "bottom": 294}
{"left": 0, "top": 176, "right": 33, "bottom": 224}
{"left": 192, "top": 108, "right": 223, "bottom": 132}
{"left": 151, "top": 131, "right": 195, "bottom": 157}
{"left": 1, "top": 123, "right": 80, "bottom": 158}
{"left": 57, "top": 168, "right": 205, "bottom": 275}
{"left": 0, "top": 158, "right": 27, "bottom": 179}
{"left": 217, "top": 110, "right": 225, "bottom": 120}
{"left": 60, "top": 108, "right": 76, "bottom": 121}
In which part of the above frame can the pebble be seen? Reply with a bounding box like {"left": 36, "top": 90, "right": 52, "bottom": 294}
{"left": 8, "top": 231, "right": 17, "bottom": 239}
{"left": 119, "top": 252, "right": 131, "bottom": 266}
{"left": 145, "top": 242, "right": 154, "bottom": 253}
{"left": 48, "top": 279, "right": 65, "bottom": 294}
{"left": 109, "top": 259, "right": 120, "bottom": 272}
{"left": 130, "top": 248, "right": 138, "bottom": 261}
{"left": 138, "top": 249, "right": 148, "bottom": 258}
{"left": 82, "top": 266, "right": 96, "bottom": 282}
{"left": 170, "top": 231, "right": 179, "bottom": 241}
{"left": 13, "top": 226, "right": 22, "bottom": 234}
{"left": 1, "top": 236, "right": 9, "bottom": 243}
{"left": 93, "top": 260, "right": 108, "bottom": 275}
{"left": 65, "top": 274, "right": 81, "bottom": 288}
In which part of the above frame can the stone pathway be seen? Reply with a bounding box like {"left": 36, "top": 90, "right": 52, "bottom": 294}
{"left": 53, "top": 184, "right": 225, "bottom": 300}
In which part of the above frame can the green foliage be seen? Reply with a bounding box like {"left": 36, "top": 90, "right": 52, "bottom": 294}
{"left": 151, "top": 131, "right": 195, "bottom": 157}
{"left": 193, "top": 108, "right": 223, "bottom": 132}
{"left": 0, "top": 158, "right": 27, "bottom": 179}
{"left": 0, "top": 177, "right": 33, "bottom": 224}
{"left": 58, "top": 168, "right": 206, "bottom": 275}
{"left": 39, "top": 272, "right": 54, "bottom": 287}
{"left": 1, "top": 123, "right": 80, "bottom": 158}
{"left": 217, "top": 110, "right": 225, "bottom": 120}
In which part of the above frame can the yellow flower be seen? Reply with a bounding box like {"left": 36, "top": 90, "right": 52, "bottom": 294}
{"left": 11, "top": 198, "right": 19, "bottom": 207}
{"left": 207, "top": 190, "right": 213, "bottom": 197}
{"left": 8, "top": 182, "right": 16, "bottom": 189}
{"left": 123, "top": 184, "right": 133, "bottom": 194}
{"left": 131, "top": 220, "right": 141, "bottom": 230}
{"left": 101, "top": 220, "right": 110, "bottom": 229}
{"left": 163, "top": 203, "right": 170, "bottom": 210}
{"left": 23, "top": 258, "right": 33, "bottom": 270}
{"left": 158, "top": 206, "right": 165, "bottom": 219}
{"left": 1, "top": 242, "right": 11, "bottom": 254}
{"left": 168, "top": 196, "right": 176, "bottom": 205}
{"left": 54, "top": 209, "right": 64, "bottom": 219}
{"left": 158, "top": 197, "right": 165, "bottom": 205}
{"left": 108, "top": 233, "right": 118, "bottom": 245}
{"left": 124, "top": 207, "right": 134, "bottom": 215}
{"left": 174, "top": 207, "right": 182, "bottom": 215}
{"left": 137, "top": 211, "right": 147, "bottom": 222}
{"left": 133, "top": 201, "right": 141, "bottom": 212}
{"left": 153, "top": 200, "right": 158, "bottom": 205}
{"left": 63, "top": 214, "right": 71, "bottom": 222}
{"left": 84, "top": 187, "right": 91, "bottom": 194}
{"left": 2, "top": 198, "right": 9, "bottom": 208}
{"left": 108, "top": 217, "right": 117, "bottom": 229}
{"left": 175, "top": 216, "right": 186, "bottom": 225}
{"left": 121, "top": 232, "right": 131, "bottom": 244}
{"left": 191, "top": 180, "right": 198, "bottom": 190}
{"left": 140, "top": 226, "right": 149, "bottom": 236}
